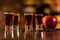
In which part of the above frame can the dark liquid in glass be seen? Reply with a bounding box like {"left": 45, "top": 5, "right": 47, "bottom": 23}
{"left": 14, "top": 16, "right": 18, "bottom": 26}
{"left": 35, "top": 16, "right": 42, "bottom": 25}
{"left": 5, "top": 14, "right": 13, "bottom": 26}
{"left": 25, "top": 15, "right": 33, "bottom": 25}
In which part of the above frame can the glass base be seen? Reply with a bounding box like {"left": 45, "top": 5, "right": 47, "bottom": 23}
{"left": 25, "top": 25, "right": 33, "bottom": 32}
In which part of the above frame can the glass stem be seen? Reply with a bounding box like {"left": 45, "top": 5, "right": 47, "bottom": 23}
{"left": 28, "top": 25, "right": 33, "bottom": 31}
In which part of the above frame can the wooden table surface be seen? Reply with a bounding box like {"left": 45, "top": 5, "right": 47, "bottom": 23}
{"left": 0, "top": 29, "right": 60, "bottom": 40}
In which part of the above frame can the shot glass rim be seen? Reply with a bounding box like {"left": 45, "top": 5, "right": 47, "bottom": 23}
{"left": 14, "top": 14, "right": 20, "bottom": 16}
{"left": 35, "top": 14, "right": 43, "bottom": 16}
{"left": 24, "top": 13, "right": 33, "bottom": 15}
{"left": 4, "top": 12, "right": 14, "bottom": 15}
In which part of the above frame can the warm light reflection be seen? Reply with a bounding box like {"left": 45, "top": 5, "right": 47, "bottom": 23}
{"left": 24, "top": 0, "right": 36, "bottom": 5}
{"left": 44, "top": 0, "right": 51, "bottom": 4}
{"left": 56, "top": 0, "right": 60, "bottom": 12}
{"left": 56, "top": 15, "right": 60, "bottom": 29}
{"left": 53, "top": 18, "right": 57, "bottom": 22}
{"left": 44, "top": 8, "right": 51, "bottom": 14}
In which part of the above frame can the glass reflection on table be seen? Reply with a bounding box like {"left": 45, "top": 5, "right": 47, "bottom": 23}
{"left": 43, "top": 31, "right": 60, "bottom": 40}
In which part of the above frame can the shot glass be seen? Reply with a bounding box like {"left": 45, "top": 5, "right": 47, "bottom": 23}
{"left": 24, "top": 13, "right": 33, "bottom": 31}
{"left": 4, "top": 12, "right": 14, "bottom": 39}
{"left": 14, "top": 13, "right": 20, "bottom": 38}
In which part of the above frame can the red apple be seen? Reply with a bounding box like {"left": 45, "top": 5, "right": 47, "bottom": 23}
{"left": 42, "top": 15, "right": 58, "bottom": 29}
